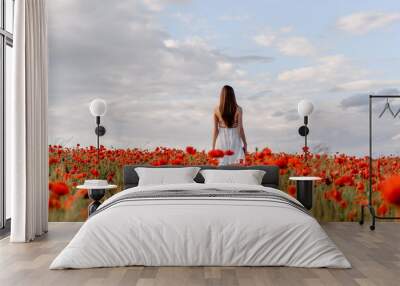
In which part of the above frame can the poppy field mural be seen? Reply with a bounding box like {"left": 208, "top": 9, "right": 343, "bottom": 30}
{"left": 48, "top": 145, "right": 400, "bottom": 222}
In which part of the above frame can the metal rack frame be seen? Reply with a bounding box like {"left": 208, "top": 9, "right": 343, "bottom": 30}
{"left": 359, "top": 95, "right": 400, "bottom": 230}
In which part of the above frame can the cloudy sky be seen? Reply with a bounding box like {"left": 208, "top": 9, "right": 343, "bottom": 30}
{"left": 48, "top": 0, "right": 400, "bottom": 156}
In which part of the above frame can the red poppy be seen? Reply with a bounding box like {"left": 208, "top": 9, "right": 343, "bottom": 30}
{"left": 356, "top": 182, "right": 365, "bottom": 193}
{"left": 255, "top": 152, "right": 264, "bottom": 160}
{"left": 90, "top": 169, "right": 100, "bottom": 177}
{"left": 331, "top": 188, "right": 342, "bottom": 202}
{"left": 334, "top": 175, "right": 354, "bottom": 187}
{"left": 377, "top": 203, "right": 388, "bottom": 216}
{"left": 171, "top": 158, "right": 184, "bottom": 165}
{"left": 75, "top": 189, "right": 88, "bottom": 199}
{"left": 49, "top": 198, "right": 61, "bottom": 209}
{"left": 63, "top": 195, "right": 75, "bottom": 210}
{"left": 301, "top": 167, "right": 311, "bottom": 176}
{"left": 75, "top": 173, "right": 86, "bottom": 179}
{"left": 381, "top": 175, "right": 400, "bottom": 207}
{"left": 49, "top": 157, "right": 59, "bottom": 165}
{"left": 186, "top": 146, "right": 196, "bottom": 155}
{"left": 339, "top": 200, "right": 348, "bottom": 209}
{"left": 287, "top": 185, "right": 296, "bottom": 197}
{"left": 208, "top": 149, "right": 225, "bottom": 158}
{"left": 262, "top": 148, "right": 272, "bottom": 156}
{"left": 50, "top": 182, "right": 69, "bottom": 196}
{"left": 347, "top": 210, "right": 356, "bottom": 221}
{"left": 274, "top": 157, "right": 288, "bottom": 169}
{"left": 224, "top": 150, "right": 235, "bottom": 156}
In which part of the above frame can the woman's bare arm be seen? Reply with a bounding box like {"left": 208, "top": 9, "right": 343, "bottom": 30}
{"left": 238, "top": 109, "right": 247, "bottom": 153}
{"left": 212, "top": 112, "right": 219, "bottom": 149}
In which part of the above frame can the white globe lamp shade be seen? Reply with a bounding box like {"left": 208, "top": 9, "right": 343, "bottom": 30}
{"left": 89, "top": 99, "right": 107, "bottom": 117}
{"left": 298, "top": 100, "right": 314, "bottom": 117}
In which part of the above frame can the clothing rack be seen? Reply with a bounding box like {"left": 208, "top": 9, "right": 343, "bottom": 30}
{"left": 359, "top": 95, "right": 400, "bottom": 230}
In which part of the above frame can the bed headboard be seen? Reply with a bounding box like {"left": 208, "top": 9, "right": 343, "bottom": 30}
{"left": 123, "top": 165, "right": 280, "bottom": 190}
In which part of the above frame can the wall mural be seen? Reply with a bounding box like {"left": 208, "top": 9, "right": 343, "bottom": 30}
{"left": 48, "top": 0, "right": 400, "bottom": 221}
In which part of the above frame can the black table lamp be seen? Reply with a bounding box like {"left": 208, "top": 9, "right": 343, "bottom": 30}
{"left": 89, "top": 99, "right": 107, "bottom": 161}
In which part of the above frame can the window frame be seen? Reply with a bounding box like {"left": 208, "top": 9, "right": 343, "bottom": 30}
{"left": 0, "top": 0, "right": 13, "bottom": 232}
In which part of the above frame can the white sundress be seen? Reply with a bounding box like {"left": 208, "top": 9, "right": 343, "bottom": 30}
{"left": 216, "top": 125, "right": 245, "bottom": 165}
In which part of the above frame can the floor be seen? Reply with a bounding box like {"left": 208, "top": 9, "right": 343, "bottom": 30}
{"left": 0, "top": 222, "right": 399, "bottom": 286}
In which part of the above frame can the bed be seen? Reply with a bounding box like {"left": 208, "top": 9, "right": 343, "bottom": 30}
{"left": 50, "top": 165, "right": 351, "bottom": 269}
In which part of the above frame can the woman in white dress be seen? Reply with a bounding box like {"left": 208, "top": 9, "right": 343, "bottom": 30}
{"left": 212, "top": 85, "right": 247, "bottom": 165}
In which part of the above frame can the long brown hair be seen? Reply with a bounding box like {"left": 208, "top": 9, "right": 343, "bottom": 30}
{"left": 219, "top": 85, "right": 238, "bottom": 128}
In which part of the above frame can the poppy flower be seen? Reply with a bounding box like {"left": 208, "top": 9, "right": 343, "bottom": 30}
{"left": 334, "top": 175, "right": 354, "bottom": 187}
{"left": 49, "top": 198, "right": 61, "bottom": 209}
{"left": 381, "top": 175, "right": 400, "bottom": 207}
{"left": 208, "top": 149, "right": 225, "bottom": 158}
{"left": 262, "top": 148, "right": 272, "bottom": 156}
{"left": 331, "top": 188, "right": 342, "bottom": 202}
{"left": 171, "top": 158, "right": 184, "bottom": 165}
{"left": 339, "top": 200, "right": 348, "bottom": 209}
{"left": 186, "top": 146, "right": 196, "bottom": 155}
{"left": 377, "top": 203, "right": 388, "bottom": 216}
{"left": 301, "top": 167, "right": 311, "bottom": 176}
{"left": 75, "top": 189, "right": 88, "bottom": 199}
{"left": 274, "top": 157, "right": 288, "bottom": 169}
{"left": 347, "top": 210, "right": 357, "bottom": 221}
{"left": 49, "top": 157, "right": 59, "bottom": 165}
{"left": 50, "top": 182, "right": 69, "bottom": 196}
{"left": 224, "top": 150, "right": 235, "bottom": 156}
{"left": 356, "top": 182, "right": 365, "bottom": 192}
{"left": 63, "top": 195, "right": 75, "bottom": 210}
{"left": 287, "top": 185, "right": 296, "bottom": 197}
{"left": 90, "top": 169, "right": 100, "bottom": 177}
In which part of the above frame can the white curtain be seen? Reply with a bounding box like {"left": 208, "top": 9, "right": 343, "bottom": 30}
{"left": 9, "top": 0, "right": 48, "bottom": 242}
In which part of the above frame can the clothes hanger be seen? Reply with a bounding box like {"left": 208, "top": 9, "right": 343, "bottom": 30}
{"left": 378, "top": 98, "right": 395, "bottom": 118}
{"left": 394, "top": 106, "right": 400, "bottom": 118}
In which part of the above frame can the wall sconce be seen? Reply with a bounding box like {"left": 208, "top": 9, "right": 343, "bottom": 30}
{"left": 297, "top": 100, "right": 314, "bottom": 161}
{"left": 89, "top": 99, "right": 107, "bottom": 161}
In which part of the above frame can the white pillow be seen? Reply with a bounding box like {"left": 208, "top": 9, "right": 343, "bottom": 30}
{"left": 200, "top": 169, "right": 266, "bottom": 185}
{"left": 135, "top": 167, "right": 201, "bottom": 186}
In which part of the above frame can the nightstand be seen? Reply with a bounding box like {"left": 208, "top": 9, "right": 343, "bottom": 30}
{"left": 289, "top": 176, "right": 321, "bottom": 210}
{"left": 77, "top": 181, "right": 117, "bottom": 216}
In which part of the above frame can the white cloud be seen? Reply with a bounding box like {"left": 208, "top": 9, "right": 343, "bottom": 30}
{"left": 337, "top": 11, "right": 400, "bottom": 34}
{"left": 334, "top": 79, "right": 400, "bottom": 92}
{"left": 216, "top": 61, "right": 234, "bottom": 75}
{"left": 253, "top": 33, "right": 276, "bottom": 47}
{"left": 277, "top": 37, "right": 316, "bottom": 57}
{"left": 392, "top": 133, "right": 400, "bottom": 141}
{"left": 163, "top": 36, "right": 211, "bottom": 50}
{"left": 278, "top": 55, "right": 358, "bottom": 82}
{"left": 163, "top": 39, "right": 179, "bottom": 48}
{"left": 254, "top": 29, "right": 316, "bottom": 57}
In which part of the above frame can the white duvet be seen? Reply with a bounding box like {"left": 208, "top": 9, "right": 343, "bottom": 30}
{"left": 50, "top": 183, "right": 351, "bottom": 269}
